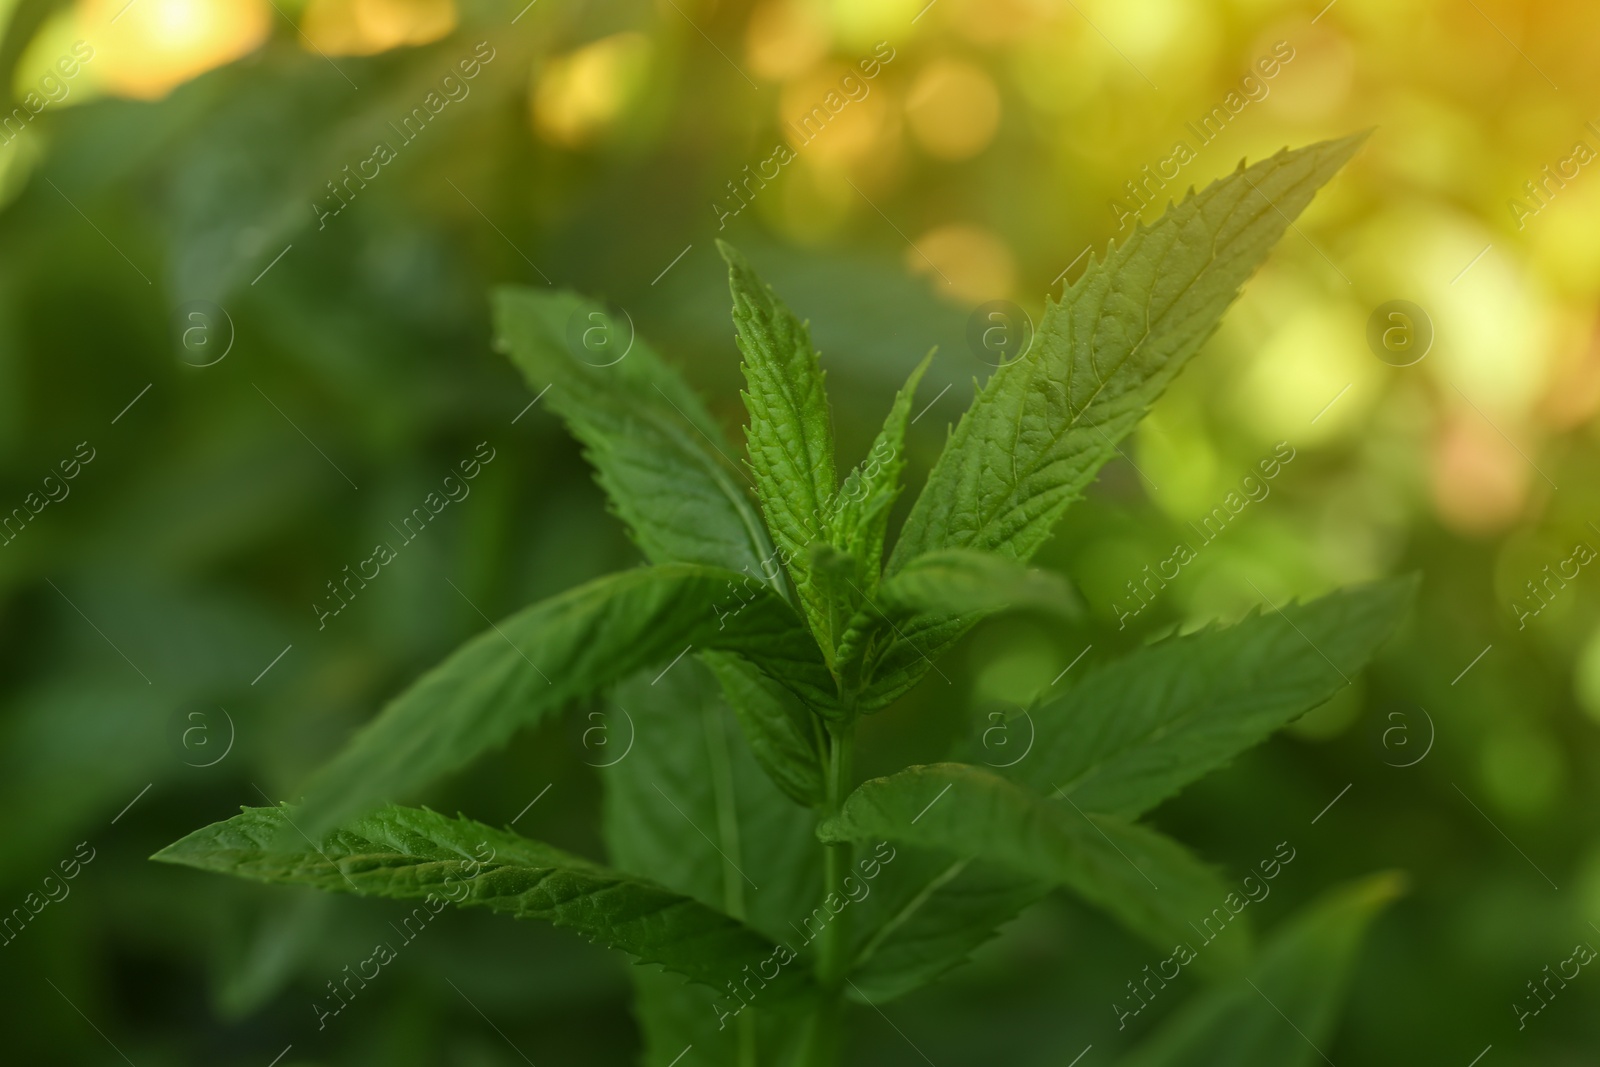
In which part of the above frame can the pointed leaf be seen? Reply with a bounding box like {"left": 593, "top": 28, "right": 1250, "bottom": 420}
{"left": 1117, "top": 873, "right": 1404, "bottom": 1066}
{"left": 829, "top": 350, "right": 933, "bottom": 593}
{"left": 819, "top": 763, "right": 1248, "bottom": 974}
{"left": 154, "top": 804, "right": 810, "bottom": 997}
{"left": 890, "top": 135, "right": 1368, "bottom": 572}
{"left": 1017, "top": 578, "right": 1414, "bottom": 818}
{"left": 494, "top": 287, "right": 779, "bottom": 591}
{"left": 294, "top": 563, "right": 834, "bottom": 839}
{"left": 720, "top": 241, "right": 839, "bottom": 648}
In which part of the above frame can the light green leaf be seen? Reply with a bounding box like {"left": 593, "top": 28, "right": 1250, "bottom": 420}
{"left": 703, "top": 651, "right": 825, "bottom": 808}
{"left": 1017, "top": 578, "right": 1414, "bottom": 818}
{"left": 837, "top": 550, "right": 1082, "bottom": 708}
{"left": 154, "top": 804, "right": 809, "bottom": 997}
{"left": 720, "top": 240, "right": 839, "bottom": 650}
{"left": 493, "top": 287, "right": 779, "bottom": 592}
{"left": 843, "top": 849, "right": 1048, "bottom": 1003}
{"left": 828, "top": 349, "right": 934, "bottom": 596}
{"left": 819, "top": 763, "right": 1248, "bottom": 974}
{"left": 1117, "top": 873, "right": 1405, "bottom": 1067}
{"left": 889, "top": 135, "right": 1368, "bottom": 572}
{"left": 603, "top": 659, "right": 820, "bottom": 1063}
{"left": 293, "top": 563, "right": 834, "bottom": 839}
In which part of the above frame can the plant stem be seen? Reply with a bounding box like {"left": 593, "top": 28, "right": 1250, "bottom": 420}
{"left": 703, "top": 697, "right": 758, "bottom": 1067}
{"left": 816, "top": 726, "right": 854, "bottom": 986}
{"left": 800, "top": 723, "right": 855, "bottom": 1065}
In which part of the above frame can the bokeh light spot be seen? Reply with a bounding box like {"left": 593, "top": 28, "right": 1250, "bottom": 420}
{"left": 905, "top": 58, "right": 1000, "bottom": 161}
{"left": 77, "top": 0, "right": 270, "bottom": 100}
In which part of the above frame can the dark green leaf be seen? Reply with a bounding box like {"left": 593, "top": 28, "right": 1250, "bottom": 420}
{"left": 494, "top": 286, "right": 827, "bottom": 802}
{"left": 493, "top": 286, "right": 779, "bottom": 591}
{"left": 843, "top": 848, "right": 1047, "bottom": 1003}
{"left": 293, "top": 563, "right": 834, "bottom": 839}
{"left": 703, "top": 651, "right": 825, "bottom": 808}
{"left": 1017, "top": 578, "right": 1414, "bottom": 818}
{"left": 602, "top": 659, "right": 821, "bottom": 1062}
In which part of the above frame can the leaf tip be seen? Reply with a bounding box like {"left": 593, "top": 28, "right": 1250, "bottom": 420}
{"left": 715, "top": 238, "right": 747, "bottom": 271}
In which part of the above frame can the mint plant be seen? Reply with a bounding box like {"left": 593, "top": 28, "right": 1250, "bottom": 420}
{"left": 156, "top": 134, "right": 1413, "bottom": 1066}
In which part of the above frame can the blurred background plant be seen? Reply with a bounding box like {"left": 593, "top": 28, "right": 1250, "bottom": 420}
{"left": 1, "top": 0, "right": 1597, "bottom": 1063}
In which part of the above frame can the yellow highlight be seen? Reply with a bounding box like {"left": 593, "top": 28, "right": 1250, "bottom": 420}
{"left": 1431, "top": 412, "right": 1532, "bottom": 536}
{"left": 1234, "top": 301, "right": 1378, "bottom": 445}
{"left": 780, "top": 62, "right": 896, "bottom": 165}
{"left": 745, "top": 0, "right": 831, "bottom": 82}
{"left": 532, "top": 33, "right": 653, "bottom": 148}
{"left": 76, "top": 0, "right": 270, "bottom": 100}
{"left": 905, "top": 224, "right": 1016, "bottom": 305}
{"left": 905, "top": 59, "right": 1000, "bottom": 161}
{"left": 822, "top": 0, "right": 921, "bottom": 48}
{"left": 301, "top": 0, "right": 457, "bottom": 57}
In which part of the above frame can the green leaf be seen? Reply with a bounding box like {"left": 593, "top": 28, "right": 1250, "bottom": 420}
{"left": 843, "top": 849, "right": 1048, "bottom": 1003}
{"left": 293, "top": 563, "right": 834, "bottom": 839}
{"left": 819, "top": 763, "right": 1248, "bottom": 974}
{"left": 828, "top": 349, "right": 934, "bottom": 594}
{"left": 154, "top": 804, "right": 809, "bottom": 997}
{"left": 719, "top": 241, "right": 839, "bottom": 650}
{"left": 1017, "top": 578, "right": 1414, "bottom": 818}
{"left": 493, "top": 286, "right": 780, "bottom": 592}
{"left": 703, "top": 651, "right": 825, "bottom": 808}
{"left": 837, "top": 549, "right": 1082, "bottom": 709}
{"left": 1117, "top": 873, "right": 1405, "bottom": 1067}
{"left": 860, "top": 549, "right": 1082, "bottom": 621}
{"left": 602, "top": 659, "right": 820, "bottom": 1063}
{"left": 889, "top": 135, "right": 1368, "bottom": 572}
